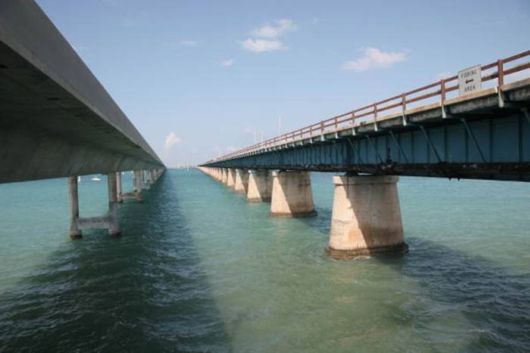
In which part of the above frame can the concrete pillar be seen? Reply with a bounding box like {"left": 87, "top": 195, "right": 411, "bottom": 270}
{"left": 150, "top": 170, "right": 155, "bottom": 185}
{"left": 226, "top": 168, "right": 236, "bottom": 189}
{"left": 116, "top": 171, "right": 123, "bottom": 203}
{"left": 327, "top": 175, "right": 406, "bottom": 258}
{"left": 221, "top": 169, "right": 228, "bottom": 184}
{"left": 270, "top": 170, "right": 316, "bottom": 217}
{"left": 133, "top": 170, "right": 139, "bottom": 191}
{"left": 247, "top": 170, "right": 272, "bottom": 202}
{"left": 234, "top": 169, "right": 249, "bottom": 193}
{"left": 68, "top": 176, "right": 82, "bottom": 239}
{"left": 107, "top": 173, "right": 121, "bottom": 236}
{"left": 142, "top": 170, "right": 150, "bottom": 190}
{"left": 133, "top": 170, "right": 143, "bottom": 202}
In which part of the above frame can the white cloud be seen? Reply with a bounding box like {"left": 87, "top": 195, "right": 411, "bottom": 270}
{"left": 164, "top": 132, "right": 182, "bottom": 150}
{"left": 251, "top": 19, "right": 296, "bottom": 38}
{"left": 221, "top": 59, "right": 235, "bottom": 67}
{"left": 342, "top": 47, "right": 408, "bottom": 72}
{"left": 180, "top": 40, "right": 198, "bottom": 47}
{"left": 241, "top": 38, "right": 286, "bottom": 53}
{"left": 241, "top": 19, "right": 295, "bottom": 53}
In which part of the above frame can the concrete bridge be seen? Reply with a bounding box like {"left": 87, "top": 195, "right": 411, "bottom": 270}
{"left": 0, "top": 1, "right": 165, "bottom": 238}
{"left": 200, "top": 50, "right": 530, "bottom": 258}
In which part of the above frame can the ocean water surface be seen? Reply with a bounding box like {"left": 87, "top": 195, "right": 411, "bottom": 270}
{"left": 0, "top": 169, "right": 529, "bottom": 352}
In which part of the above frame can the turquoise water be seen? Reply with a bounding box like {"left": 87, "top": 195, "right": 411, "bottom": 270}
{"left": 0, "top": 170, "right": 529, "bottom": 352}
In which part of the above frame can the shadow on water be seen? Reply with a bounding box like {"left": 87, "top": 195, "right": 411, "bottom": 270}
{"left": 0, "top": 174, "right": 232, "bottom": 353}
{"left": 379, "top": 237, "right": 530, "bottom": 353}
{"left": 297, "top": 202, "right": 530, "bottom": 352}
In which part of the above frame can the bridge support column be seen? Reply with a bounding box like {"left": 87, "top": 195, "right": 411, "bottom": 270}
{"left": 215, "top": 168, "right": 222, "bottom": 181}
{"left": 247, "top": 170, "right": 272, "bottom": 202}
{"left": 121, "top": 170, "right": 143, "bottom": 202}
{"left": 270, "top": 171, "right": 316, "bottom": 217}
{"left": 107, "top": 173, "right": 120, "bottom": 236}
{"left": 67, "top": 174, "right": 121, "bottom": 238}
{"left": 142, "top": 170, "right": 150, "bottom": 190}
{"left": 226, "top": 168, "right": 236, "bottom": 189}
{"left": 132, "top": 170, "right": 143, "bottom": 201}
{"left": 327, "top": 175, "right": 406, "bottom": 258}
{"left": 68, "top": 176, "right": 82, "bottom": 239}
{"left": 221, "top": 168, "right": 228, "bottom": 184}
{"left": 234, "top": 169, "right": 249, "bottom": 193}
{"left": 116, "top": 171, "right": 123, "bottom": 203}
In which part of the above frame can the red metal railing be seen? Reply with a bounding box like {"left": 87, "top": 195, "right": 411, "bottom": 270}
{"left": 212, "top": 50, "right": 530, "bottom": 162}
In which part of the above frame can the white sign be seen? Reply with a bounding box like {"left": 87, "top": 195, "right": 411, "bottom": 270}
{"left": 458, "top": 65, "right": 482, "bottom": 95}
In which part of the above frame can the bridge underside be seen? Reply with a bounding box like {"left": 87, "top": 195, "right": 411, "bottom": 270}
{"left": 206, "top": 83, "right": 530, "bottom": 181}
{"left": 0, "top": 1, "right": 163, "bottom": 183}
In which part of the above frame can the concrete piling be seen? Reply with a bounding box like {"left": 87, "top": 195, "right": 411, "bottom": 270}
{"left": 226, "top": 169, "right": 236, "bottom": 189}
{"left": 116, "top": 171, "right": 123, "bottom": 203}
{"left": 326, "top": 175, "right": 406, "bottom": 258}
{"left": 247, "top": 170, "right": 272, "bottom": 202}
{"left": 68, "top": 176, "right": 82, "bottom": 239}
{"left": 234, "top": 169, "right": 249, "bottom": 194}
{"left": 107, "top": 173, "right": 120, "bottom": 236}
{"left": 221, "top": 169, "right": 228, "bottom": 184}
{"left": 67, "top": 168, "right": 164, "bottom": 239}
{"left": 270, "top": 170, "right": 316, "bottom": 217}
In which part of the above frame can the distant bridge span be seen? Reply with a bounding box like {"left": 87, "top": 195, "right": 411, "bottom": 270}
{"left": 204, "top": 51, "right": 530, "bottom": 182}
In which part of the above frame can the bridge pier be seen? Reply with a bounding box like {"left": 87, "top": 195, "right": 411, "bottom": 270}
{"left": 327, "top": 175, "right": 406, "bottom": 258}
{"left": 270, "top": 170, "right": 316, "bottom": 217}
{"left": 247, "top": 170, "right": 272, "bottom": 202}
{"left": 106, "top": 172, "right": 120, "bottom": 236}
{"left": 221, "top": 168, "right": 228, "bottom": 184}
{"left": 234, "top": 169, "right": 249, "bottom": 193}
{"left": 127, "top": 170, "right": 143, "bottom": 201}
{"left": 212, "top": 168, "right": 222, "bottom": 181}
{"left": 226, "top": 168, "right": 236, "bottom": 189}
{"left": 68, "top": 176, "right": 82, "bottom": 239}
{"left": 116, "top": 171, "right": 123, "bottom": 202}
{"left": 68, "top": 173, "right": 121, "bottom": 239}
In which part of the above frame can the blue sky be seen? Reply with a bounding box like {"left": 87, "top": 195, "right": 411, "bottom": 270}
{"left": 36, "top": 0, "right": 530, "bottom": 167}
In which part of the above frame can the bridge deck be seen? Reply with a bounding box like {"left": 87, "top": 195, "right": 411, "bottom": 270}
{"left": 204, "top": 51, "right": 530, "bottom": 181}
{"left": 0, "top": 0, "right": 163, "bottom": 183}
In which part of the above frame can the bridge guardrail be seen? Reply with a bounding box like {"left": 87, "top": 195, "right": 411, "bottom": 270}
{"left": 210, "top": 50, "right": 530, "bottom": 163}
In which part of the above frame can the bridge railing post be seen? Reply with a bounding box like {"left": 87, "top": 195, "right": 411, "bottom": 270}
{"left": 440, "top": 80, "right": 448, "bottom": 118}
{"left": 373, "top": 104, "right": 378, "bottom": 130}
{"left": 497, "top": 59, "right": 504, "bottom": 87}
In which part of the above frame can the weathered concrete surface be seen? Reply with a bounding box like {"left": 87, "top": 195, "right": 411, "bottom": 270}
{"left": 116, "top": 172, "right": 123, "bottom": 203}
{"left": 234, "top": 169, "right": 249, "bottom": 193}
{"left": 68, "top": 176, "right": 82, "bottom": 239}
{"left": 247, "top": 170, "right": 272, "bottom": 202}
{"left": 221, "top": 168, "right": 228, "bottom": 184}
{"left": 107, "top": 172, "right": 120, "bottom": 236}
{"left": 0, "top": 0, "right": 164, "bottom": 183}
{"left": 270, "top": 171, "right": 316, "bottom": 217}
{"left": 226, "top": 169, "right": 236, "bottom": 189}
{"left": 327, "top": 175, "right": 406, "bottom": 258}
